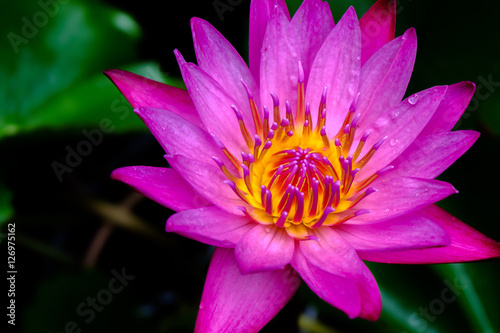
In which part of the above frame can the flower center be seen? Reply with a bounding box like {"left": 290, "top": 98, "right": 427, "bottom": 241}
{"left": 212, "top": 62, "right": 391, "bottom": 240}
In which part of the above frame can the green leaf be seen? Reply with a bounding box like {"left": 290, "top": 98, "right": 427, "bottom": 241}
{"left": 434, "top": 264, "right": 497, "bottom": 333}
{"left": 22, "top": 269, "right": 147, "bottom": 333}
{"left": 0, "top": 184, "right": 13, "bottom": 227}
{"left": 25, "top": 62, "right": 185, "bottom": 133}
{"left": 0, "top": 0, "right": 140, "bottom": 139}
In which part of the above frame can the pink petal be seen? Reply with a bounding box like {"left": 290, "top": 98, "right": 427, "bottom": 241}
{"left": 175, "top": 51, "right": 249, "bottom": 157}
{"left": 356, "top": 28, "right": 416, "bottom": 136}
{"left": 292, "top": 247, "right": 362, "bottom": 319}
{"left": 358, "top": 205, "right": 500, "bottom": 264}
{"left": 336, "top": 214, "right": 450, "bottom": 252}
{"left": 352, "top": 177, "right": 458, "bottom": 223}
{"left": 357, "top": 85, "right": 448, "bottom": 180}
{"left": 135, "top": 107, "right": 229, "bottom": 168}
{"left": 166, "top": 206, "right": 254, "bottom": 247}
{"left": 111, "top": 166, "right": 210, "bottom": 211}
{"left": 291, "top": 0, "right": 334, "bottom": 83}
{"left": 249, "top": 0, "right": 290, "bottom": 84}
{"left": 195, "top": 247, "right": 301, "bottom": 333}
{"left": 419, "top": 81, "right": 476, "bottom": 136}
{"left": 300, "top": 227, "right": 367, "bottom": 279}
{"left": 235, "top": 224, "right": 294, "bottom": 273}
{"left": 259, "top": 5, "right": 300, "bottom": 117}
{"left": 167, "top": 154, "right": 244, "bottom": 216}
{"left": 359, "top": 0, "right": 396, "bottom": 65}
{"left": 191, "top": 18, "right": 260, "bottom": 116}
{"left": 302, "top": 227, "right": 381, "bottom": 320}
{"left": 104, "top": 69, "right": 203, "bottom": 128}
{"left": 305, "top": 7, "right": 361, "bottom": 136}
{"left": 390, "top": 130, "right": 480, "bottom": 179}
{"left": 294, "top": 227, "right": 382, "bottom": 320}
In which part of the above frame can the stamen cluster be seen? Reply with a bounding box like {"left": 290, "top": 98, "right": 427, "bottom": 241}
{"left": 213, "top": 62, "right": 391, "bottom": 239}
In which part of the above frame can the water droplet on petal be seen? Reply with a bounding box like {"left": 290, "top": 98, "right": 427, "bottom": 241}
{"left": 408, "top": 94, "right": 419, "bottom": 105}
{"left": 356, "top": 55, "right": 361, "bottom": 61}
{"left": 265, "top": 228, "right": 271, "bottom": 233}
{"left": 389, "top": 138, "right": 399, "bottom": 147}
{"left": 385, "top": 208, "right": 390, "bottom": 213}
{"left": 199, "top": 303, "right": 205, "bottom": 310}
{"left": 392, "top": 110, "right": 400, "bottom": 119}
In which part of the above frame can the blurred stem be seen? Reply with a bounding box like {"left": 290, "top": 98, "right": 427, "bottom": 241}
{"left": 83, "top": 223, "right": 114, "bottom": 268}
{"left": 83, "top": 192, "right": 143, "bottom": 268}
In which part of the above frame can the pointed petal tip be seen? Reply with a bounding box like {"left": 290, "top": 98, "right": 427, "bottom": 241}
{"left": 190, "top": 16, "right": 205, "bottom": 27}
{"left": 174, "top": 49, "right": 187, "bottom": 66}
{"left": 110, "top": 167, "right": 122, "bottom": 181}
{"left": 455, "top": 80, "right": 476, "bottom": 93}
{"left": 102, "top": 68, "right": 119, "bottom": 78}
{"left": 102, "top": 68, "right": 131, "bottom": 86}
{"left": 345, "top": 6, "right": 359, "bottom": 19}
{"left": 403, "top": 27, "right": 416, "bottom": 39}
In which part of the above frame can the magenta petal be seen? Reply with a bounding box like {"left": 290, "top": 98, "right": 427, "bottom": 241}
{"left": 166, "top": 206, "right": 254, "bottom": 247}
{"left": 419, "top": 81, "right": 476, "bottom": 136}
{"left": 104, "top": 69, "right": 203, "bottom": 128}
{"left": 357, "top": 85, "right": 448, "bottom": 179}
{"left": 135, "top": 107, "right": 230, "bottom": 168}
{"left": 300, "top": 227, "right": 367, "bottom": 279}
{"left": 358, "top": 205, "right": 500, "bottom": 264}
{"left": 352, "top": 177, "right": 458, "bottom": 223}
{"left": 111, "top": 166, "right": 210, "bottom": 211}
{"left": 292, "top": 247, "right": 362, "bottom": 319}
{"left": 298, "top": 227, "right": 381, "bottom": 320}
{"left": 359, "top": 0, "right": 396, "bottom": 65}
{"left": 249, "top": 0, "right": 290, "bottom": 84}
{"left": 291, "top": 0, "right": 334, "bottom": 82}
{"left": 305, "top": 7, "right": 361, "bottom": 136}
{"left": 191, "top": 18, "right": 260, "bottom": 116}
{"left": 259, "top": 5, "right": 301, "bottom": 116}
{"left": 390, "top": 130, "right": 480, "bottom": 179}
{"left": 167, "top": 155, "right": 244, "bottom": 215}
{"left": 235, "top": 224, "right": 294, "bottom": 273}
{"left": 293, "top": 229, "right": 382, "bottom": 320}
{"left": 175, "top": 51, "right": 249, "bottom": 157}
{"left": 356, "top": 28, "right": 416, "bottom": 135}
{"left": 337, "top": 214, "right": 450, "bottom": 252}
{"left": 195, "top": 247, "right": 301, "bottom": 333}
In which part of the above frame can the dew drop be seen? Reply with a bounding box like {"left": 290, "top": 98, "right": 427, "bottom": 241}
{"left": 356, "top": 55, "right": 361, "bottom": 61}
{"left": 408, "top": 94, "right": 419, "bottom": 105}
{"left": 199, "top": 303, "right": 205, "bottom": 310}
{"left": 265, "top": 228, "right": 271, "bottom": 233}
{"left": 385, "top": 208, "right": 390, "bottom": 213}
{"left": 391, "top": 110, "right": 400, "bottom": 119}
{"left": 389, "top": 138, "right": 399, "bottom": 147}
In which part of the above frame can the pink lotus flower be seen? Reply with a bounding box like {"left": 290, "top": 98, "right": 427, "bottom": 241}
{"left": 106, "top": 0, "right": 500, "bottom": 331}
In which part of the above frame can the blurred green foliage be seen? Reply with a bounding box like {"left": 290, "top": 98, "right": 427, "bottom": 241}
{"left": 1, "top": 0, "right": 499, "bottom": 332}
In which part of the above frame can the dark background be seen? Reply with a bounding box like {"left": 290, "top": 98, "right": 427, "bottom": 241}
{"left": 2, "top": 0, "right": 500, "bottom": 332}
